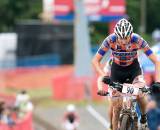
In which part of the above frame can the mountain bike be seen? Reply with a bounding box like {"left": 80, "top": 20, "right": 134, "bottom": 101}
{"left": 97, "top": 77, "right": 151, "bottom": 130}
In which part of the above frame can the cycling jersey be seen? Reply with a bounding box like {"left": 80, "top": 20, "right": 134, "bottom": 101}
{"left": 97, "top": 33, "right": 153, "bottom": 66}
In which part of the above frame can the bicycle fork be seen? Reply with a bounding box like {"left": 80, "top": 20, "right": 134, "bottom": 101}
{"left": 120, "top": 97, "right": 139, "bottom": 130}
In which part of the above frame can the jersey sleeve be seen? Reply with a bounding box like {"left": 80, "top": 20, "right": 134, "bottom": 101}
{"left": 137, "top": 35, "right": 153, "bottom": 56}
{"left": 97, "top": 36, "right": 110, "bottom": 56}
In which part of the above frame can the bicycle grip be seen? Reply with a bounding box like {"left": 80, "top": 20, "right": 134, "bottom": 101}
{"left": 102, "top": 76, "right": 112, "bottom": 85}
{"left": 97, "top": 91, "right": 109, "bottom": 96}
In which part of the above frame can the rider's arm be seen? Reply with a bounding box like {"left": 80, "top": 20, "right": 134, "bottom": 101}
{"left": 92, "top": 53, "right": 107, "bottom": 76}
{"left": 147, "top": 53, "right": 160, "bottom": 82}
{"left": 92, "top": 38, "right": 110, "bottom": 76}
{"left": 138, "top": 36, "right": 160, "bottom": 82}
{"left": 103, "top": 57, "right": 113, "bottom": 76}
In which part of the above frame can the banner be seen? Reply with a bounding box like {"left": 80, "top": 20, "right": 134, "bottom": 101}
{"left": 54, "top": 0, "right": 126, "bottom": 21}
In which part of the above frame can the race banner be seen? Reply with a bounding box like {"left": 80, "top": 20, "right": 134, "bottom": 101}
{"left": 53, "top": 0, "right": 126, "bottom": 21}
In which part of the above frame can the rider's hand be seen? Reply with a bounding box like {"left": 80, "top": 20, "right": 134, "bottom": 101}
{"left": 112, "top": 89, "right": 121, "bottom": 97}
{"left": 97, "top": 90, "right": 108, "bottom": 96}
{"left": 102, "top": 76, "right": 112, "bottom": 85}
{"left": 138, "top": 91, "right": 147, "bottom": 98}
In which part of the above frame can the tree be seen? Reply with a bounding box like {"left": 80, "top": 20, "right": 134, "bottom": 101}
{"left": 146, "top": 0, "right": 160, "bottom": 33}
{"left": 0, "top": 0, "right": 42, "bottom": 32}
{"left": 126, "top": 0, "right": 140, "bottom": 33}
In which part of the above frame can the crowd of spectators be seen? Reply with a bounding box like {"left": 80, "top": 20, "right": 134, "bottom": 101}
{"left": 0, "top": 90, "right": 33, "bottom": 127}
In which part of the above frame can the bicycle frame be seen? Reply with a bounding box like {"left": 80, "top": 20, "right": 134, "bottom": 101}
{"left": 100, "top": 76, "right": 151, "bottom": 130}
{"left": 122, "top": 94, "right": 137, "bottom": 111}
{"left": 120, "top": 94, "right": 138, "bottom": 126}
{"left": 108, "top": 85, "right": 140, "bottom": 130}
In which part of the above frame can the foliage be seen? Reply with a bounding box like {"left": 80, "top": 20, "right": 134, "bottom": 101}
{"left": 91, "top": 0, "right": 159, "bottom": 45}
{"left": 90, "top": 22, "right": 108, "bottom": 45}
{"left": 141, "top": 33, "right": 153, "bottom": 46}
{"left": 146, "top": 0, "right": 160, "bottom": 33}
{"left": 0, "top": 0, "right": 160, "bottom": 43}
{"left": 126, "top": 0, "right": 140, "bottom": 33}
{"left": 0, "top": 0, "right": 42, "bottom": 32}
{"left": 127, "top": 0, "right": 160, "bottom": 33}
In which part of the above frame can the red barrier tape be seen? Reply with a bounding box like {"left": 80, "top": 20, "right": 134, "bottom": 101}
{"left": 52, "top": 73, "right": 104, "bottom": 101}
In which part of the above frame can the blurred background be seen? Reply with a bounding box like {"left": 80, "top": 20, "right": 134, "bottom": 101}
{"left": 0, "top": 0, "right": 160, "bottom": 130}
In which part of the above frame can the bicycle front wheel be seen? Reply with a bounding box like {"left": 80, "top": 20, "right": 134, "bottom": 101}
{"left": 119, "top": 114, "right": 132, "bottom": 130}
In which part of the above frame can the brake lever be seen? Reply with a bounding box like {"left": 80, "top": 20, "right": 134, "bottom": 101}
{"left": 140, "top": 87, "right": 151, "bottom": 94}
{"left": 113, "top": 82, "right": 123, "bottom": 92}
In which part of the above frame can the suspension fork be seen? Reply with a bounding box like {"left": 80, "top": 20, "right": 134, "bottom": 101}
{"left": 120, "top": 96, "right": 139, "bottom": 129}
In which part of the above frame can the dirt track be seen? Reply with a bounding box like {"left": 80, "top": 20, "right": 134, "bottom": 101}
{"left": 33, "top": 103, "right": 109, "bottom": 130}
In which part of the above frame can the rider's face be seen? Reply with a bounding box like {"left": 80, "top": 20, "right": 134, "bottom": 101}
{"left": 117, "top": 36, "right": 131, "bottom": 45}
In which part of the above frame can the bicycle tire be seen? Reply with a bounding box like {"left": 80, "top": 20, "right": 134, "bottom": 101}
{"left": 119, "top": 114, "right": 132, "bottom": 130}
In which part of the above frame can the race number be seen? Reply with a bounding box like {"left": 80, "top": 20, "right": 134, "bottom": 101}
{"left": 122, "top": 84, "right": 139, "bottom": 95}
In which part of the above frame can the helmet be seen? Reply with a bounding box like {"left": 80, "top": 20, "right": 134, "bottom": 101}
{"left": 114, "top": 18, "right": 133, "bottom": 39}
{"left": 67, "top": 104, "right": 75, "bottom": 112}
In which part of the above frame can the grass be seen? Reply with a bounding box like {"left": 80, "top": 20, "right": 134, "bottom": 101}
{"left": 3, "top": 87, "right": 108, "bottom": 108}
{"left": 4, "top": 86, "right": 52, "bottom": 98}
{"left": 35, "top": 97, "right": 108, "bottom": 109}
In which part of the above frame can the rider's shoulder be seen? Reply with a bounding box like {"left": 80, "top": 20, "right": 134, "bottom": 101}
{"left": 105, "top": 33, "right": 117, "bottom": 43}
{"left": 131, "top": 33, "right": 142, "bottom": 43}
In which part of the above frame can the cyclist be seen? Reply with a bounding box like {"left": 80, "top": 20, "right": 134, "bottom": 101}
{"left": 92, "top": 18, "right": 160, "bottom": 130}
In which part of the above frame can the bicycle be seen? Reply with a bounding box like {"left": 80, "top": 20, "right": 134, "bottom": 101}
{"left": 97, "top": 77, "right": 151, "bottom": 130}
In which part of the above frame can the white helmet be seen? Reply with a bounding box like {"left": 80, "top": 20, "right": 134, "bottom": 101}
{"left": 114, "top": 18, "right": 133, "bottom": 39}
{"left": 67, "top": 104, "right": 75, "bottom": 112}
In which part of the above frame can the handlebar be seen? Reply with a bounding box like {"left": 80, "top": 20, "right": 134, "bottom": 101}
{"left": 102, "top": 76, "right": 123, "bottom": 92}
{"left": 98, "top": 76, "right": 151, "bottom": 96}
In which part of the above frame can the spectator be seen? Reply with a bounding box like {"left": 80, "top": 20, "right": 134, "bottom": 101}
{"left": 0, "top": 101, "right": 15, "bottom": 126}
{"left": 62, "top": 104, "right": 79, "bottom": 130}
{"left": 146, "top": 82, "right": 160, "bottom": 130}
{"left": 14, "top": 90, "right": 33, "bottom": 118}
{"left": 1, "top": 106, "right": 15, "bottom": 126}
{"left": 0, "top": 101, "right": 5, "bottom": 121}
{"left": 152, "top": 28, "right": 160, "bottom": 43}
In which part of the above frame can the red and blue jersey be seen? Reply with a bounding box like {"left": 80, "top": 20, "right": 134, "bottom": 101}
{"left": 97, "top": 33, "right": 153, "bottom": 66}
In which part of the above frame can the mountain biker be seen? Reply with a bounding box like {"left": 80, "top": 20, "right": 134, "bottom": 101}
{"left": 92, "top": 18, "right": 160, "bottom": 130}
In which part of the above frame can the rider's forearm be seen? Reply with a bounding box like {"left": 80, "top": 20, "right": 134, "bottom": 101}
{"left": 92, "top": 59, "right": 105, "bottom": 76}
{"left": 94, "top": 63, "right": 105, "bottom": 76}
{"left": 92, "top": 54, "right": 106, "bottom": 76}
{"left": 155, "top": 61, "right": 160, "bottom": 82}
{"left": 148, "top": 53, "right": 160, "bottom": 82}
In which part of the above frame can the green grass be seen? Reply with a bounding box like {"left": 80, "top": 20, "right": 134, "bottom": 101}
{"left": 37, "top": 98, "right": 108, "bottom": 108}
{"left": 3, "top": 87, "right": 108, "bottom": 108}
{"left": 4, "top": 87, "right": 52, "bottom": 98}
